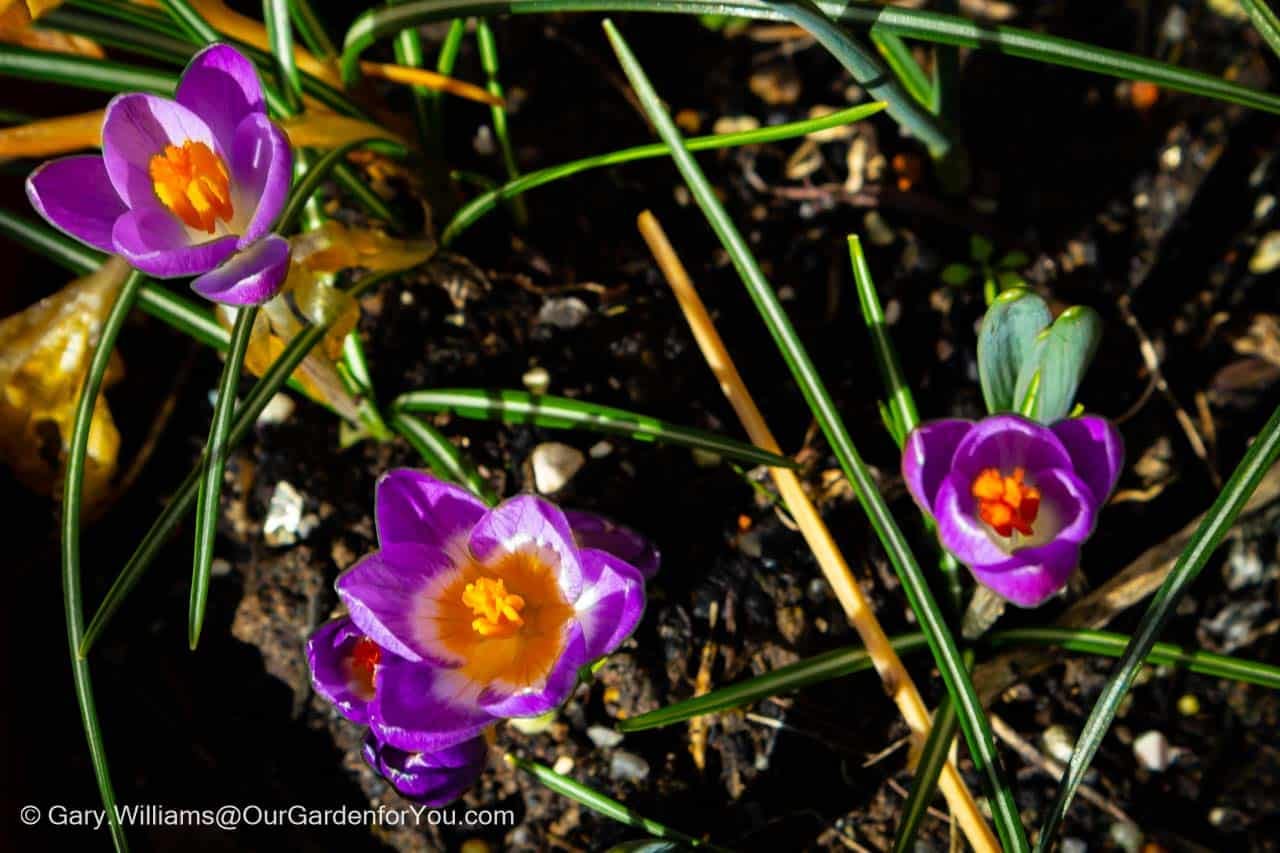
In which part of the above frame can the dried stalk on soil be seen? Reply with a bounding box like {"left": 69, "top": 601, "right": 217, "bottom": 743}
{"left": 637, "top": 210, "right": 1000, "bottom": 853}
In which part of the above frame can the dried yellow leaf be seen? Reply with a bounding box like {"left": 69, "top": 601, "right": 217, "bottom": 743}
{"left": 291, "top": 220, "right": 435, "bottom": 277}
{"left": 281, "top": 112, "right": 406, "bottom": 150}
{"left": 0, "top": 109, "right": 102, "bottom": 160}
{"left": 0, "top": 1, "right": 103, "bottom": 57}
{"left": 0, "top": 257, "right": 129, "bottom": 507}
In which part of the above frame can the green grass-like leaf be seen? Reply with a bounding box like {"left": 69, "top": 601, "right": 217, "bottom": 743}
{"left": 870, "top": 29, "right": 935, "bottom": 111}
{"left": 0, "top": 42, "right": 175, "bottom": 94}
{"left": 1037, "top": 404, "right": 1280, "bottom": 848}
{"left": 772, "top": 0, "right": 951, "bottom": 156}
{"left": 601, "top": 19, "right": 1028, "bottom": 851}
{"left": 62, "top": 268, "right": 147, "bottom": 853}
{"left": 78, "top": 269, "right": 403, "bottom": 656}
{"left": 620, "top": 627, "right": 1280, "bottom": 732}
{"left": 264, "top": 0, "right": 304, "bottom": 111}
{"left": 188, "top": 306, "right": 258, "bottom": 648}
{"left": 340, "top": 1, "right": 1280, "bottom": 116}
{"left": 848, "top": 234, "right": 918, "bottom": 442}
{"left": 388, "top": 412, "right": 498, "bottom": 505}
{"left": 892, "top": 651, "right": 969, "bottom": 853}
{"left": 507, "top": 755, "right": 717, "bottom": 849}
{"left": 1240, "top": 0, "right": 1280, "bottom": 61}
{"left": 441, "top": 102, "right": 886, "bottom": 245}
{"left": 476, "top": 18, "right": 528, "bottom": 226}
{"left": 392, "top": 388, "right": 801, "bottom": 470}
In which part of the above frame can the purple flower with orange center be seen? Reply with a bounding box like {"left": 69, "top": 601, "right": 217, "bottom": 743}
{"left": 25, "top": 44, "right": 292, "bottom": 306}
{"left": 310, "top": 469, "right": 652, "bottom": 753}
{"left": 903, "top": 413, "right": 1123, "bottom": 607}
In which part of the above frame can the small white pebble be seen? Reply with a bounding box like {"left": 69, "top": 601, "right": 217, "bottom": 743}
{"left": 531, "top": 442, "right": 585, "bottom": 494}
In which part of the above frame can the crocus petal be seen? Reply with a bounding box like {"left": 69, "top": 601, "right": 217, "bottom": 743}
{"left": 971, "top": 538, "right": 1080, "bottom": 607}
{"left": 175, "top": 43, "right": 265, "bottom": 155}
{"left": 336, "top": 549, "right": 458, "bottom": 665}
{"left": 375, "top": 469, "right": 487, "bottom": 565}
{"left": 901, "top": 419, "right": 974, "bottom": 514}
{"left": 101, "top": 93, "right": 219, "bottom": 209}
{"left": 362, "top": 733, "right": 486, "bottom": 806}
{"left": 1028, "top": 467, "right": 1098, "bottom": 546}
{"left": 948, "top": 413, "right": 1073, "bottom": 481}
{"left": 190, "top": 233, "right": 289, "bottom": 305}
{"left": 369, "top": 657, "right": 493, "bottom": 752}
{"left": 574, "top": 548, "right": 646, "bottom": 660}
{"left": 25, "top": 156, "right": 126, "bottom": 253}
{"left": 230, "top": 112, "right": 291, "bottom": 245}
{"left": 476, "top": 621, "right": 586, "bottom": 718}
{"left": 933, "top": 472, "right": 1011, "bottom": 567}
{"left": 470, "top": 495, "right": 584, "bottom": 603}
{"left": 1052, "top": 416, "right": 1124, "bottom": 505}
{"left": 111, "top": 206, "right": 238, "bottom": 277}
{"left": 564, "top": 509, "right": 660, "bottom": 580}
{"left": 305, "top": 616, "right": 375, "bottom": 724}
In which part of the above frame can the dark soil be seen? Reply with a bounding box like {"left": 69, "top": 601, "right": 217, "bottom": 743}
{"left": 6, "top": 4, "right": 1280, "bottom": 852}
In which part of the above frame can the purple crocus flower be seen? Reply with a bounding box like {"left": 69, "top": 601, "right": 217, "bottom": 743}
{"left": 327, "top": 469, "right": 651, "bottom": 752}
{"left": 902, "top": 414, "right": 1123, "bottom": 607}
{"left": 307, "top": 615, "right": 384, "bottom": 725}
{"left": 25, "top": 44, "right": 292, "bottom": 306}
{"left": 361, "top": 733, "right": 487, "bottom": 806}
{"left": 563, "top": 509, "right": 660, "bottom": 580}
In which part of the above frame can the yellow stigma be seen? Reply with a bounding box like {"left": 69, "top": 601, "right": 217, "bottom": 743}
{"left": 461, "top": 576, "right": 526, "bottom": 637}
{"left": 148, "top": 140, "right": 233, "bottom": 234}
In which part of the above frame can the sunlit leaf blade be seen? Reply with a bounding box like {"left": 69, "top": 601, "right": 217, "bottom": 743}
{"left": 507, "top": 755, "right": 714, "bottom": 849}
{"left": 1012, "top": 305, "right": 1101, "bottom": 424}
{"left": 893, "top": 649, "right": 970, "bottom": 853}
{"left": 601, "top": 18, "right": 1027, "bottom": 852}
{"left": 476, "top": 17, "right": 527, "bottom": 225}
{"left": 388, "top": 411, "right": 498, "bottom": 505}
{"left": 341, "top": 0, "right": 1280, "bottom": 115}
{"left": 774, "top": 0, "right": 951, "bottom": 156}
{"left": 392, "top": 389, "right": 801, "bottom": 470}
{"left": 848, "top": 234, "right": 918, "bottom": 439}
{"left": 622, "top": 626, "right": 1280, "bottom": 733}
{"left": 61, "top": 267, "right": 146, "bottom": 853}
{"left": 265, "top": 0, "right": 305, "bottom": 112}
{"left": 870, "top": 28, "right": 934, "bottom": 111}
{"left": 977, "top": 288, "right": 1052, "bottom": 413}
{"left": 895, "top": 699, "right": 959, "bottom": 852}
{"left": 0, "top": 41, "right": 174, "bottom": 92}
{"left": 77, "top": 268, "right": 399, "bottom": 655}
{"left": 1037, "top": 404, "right": 1280, "bottom": 849}
{"left": 1240, "top": 0, "right": 1280, "bottom": 61}
{"left": 619, "top": 637, "right": 929, "bottom": 731}
{"left": 189, "top": 305, "right": 257, "bottom": 648}
{"left": 441, "top": 102, "right": 886, "bottom": 245}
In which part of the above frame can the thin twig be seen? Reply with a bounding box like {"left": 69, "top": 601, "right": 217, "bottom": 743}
{"left": 637, "top": 210, "right": 1000, "bottom": 853}
{"left": 989, "top": 714, "right": 1134, "bottom": 825}
{"left": 1118, "top": 293, "right": 1222, "bottom": 488}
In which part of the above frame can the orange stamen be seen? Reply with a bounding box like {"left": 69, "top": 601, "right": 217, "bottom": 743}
{"left": 148, "top": 140, "right": 234, "bottom": 234}
{"left": 349, "top": 636, "right": 381, "bottom": 697}
{"left": 461, "top": 576, "right": 526, "bottom": 637}
{"left": 971, "top": 466, "right": 1041, "bottom": 538}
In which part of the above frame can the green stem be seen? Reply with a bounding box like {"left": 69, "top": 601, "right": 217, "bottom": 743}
{"left": 475, "top": 18, "right": 527, "bottom": 225}
{"left": 62, "top": 267, "right": 146, "bottom": 852}
{"left": 188, "top": 306, "right": 258, "bottom": 648}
